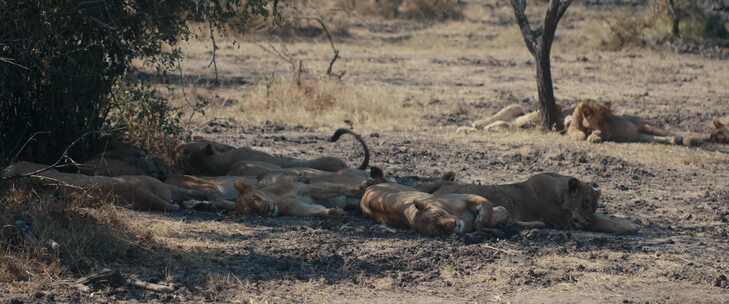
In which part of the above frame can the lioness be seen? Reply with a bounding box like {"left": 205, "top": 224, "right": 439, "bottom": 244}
{"left": 79, "top": 141, "right": 172, "bottom": 179}
{"left": 2, "top": 162, "right": 209, "bottom": 211}
{"left": 360, "top": 183, "right": 519, "bottom": 236}
{"left": 567, "top": 101, "right": 684, "bottom": 145}
{"left": 458, "top": 104, "right": 572, "bottom": 134}
{"left": 232, "top": 176, "right": 362, "bottom": 217}
{"left": 175, "top": 128, "right": 369, "bottom": 176}
{"left": 429, "top": 173, "right": 639, "bottom": 234}
{"left": 164, "top": 175, "right": 257, "bottom": 207}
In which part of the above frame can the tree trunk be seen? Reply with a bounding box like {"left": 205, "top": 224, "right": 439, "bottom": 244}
{"left": 510, "top": 0, "right": 573, "bottom": 132}
{"left": 535, "top": 48, "right": 563, "bottom": 131}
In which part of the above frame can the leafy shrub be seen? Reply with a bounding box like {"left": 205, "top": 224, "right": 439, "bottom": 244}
{"left": 106, "top": 80, "right": 187, "bottom": 164}
{"left": 602, "top": 0, "right": 729, "bottom": 50}
{"left": 0, "top": 0, "right": 274, "bottom": 166}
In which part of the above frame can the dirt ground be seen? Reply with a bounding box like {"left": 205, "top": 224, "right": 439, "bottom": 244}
{"left": 3, "top": 1, "right": 729, "bottom": 303}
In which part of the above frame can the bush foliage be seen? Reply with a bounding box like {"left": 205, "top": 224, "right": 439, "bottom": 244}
{"left": 0, "top": 0, "right": 276, "bottom": 165}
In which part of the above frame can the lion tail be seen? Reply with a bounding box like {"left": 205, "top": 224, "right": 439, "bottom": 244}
{"left": 330, "top": 128, "right": 370, "bottom": 170}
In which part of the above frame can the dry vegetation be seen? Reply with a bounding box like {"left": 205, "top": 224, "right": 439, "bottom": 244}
{"left": 3, "top": 0, "right": 729, "bottom": 303}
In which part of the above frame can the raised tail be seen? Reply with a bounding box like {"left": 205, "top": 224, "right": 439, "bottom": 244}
{"left": 330, "top": 128, "right": 370, "bottom": 170}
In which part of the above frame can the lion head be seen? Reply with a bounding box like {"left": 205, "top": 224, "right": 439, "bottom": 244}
{"left": 174, "top": 141, "right": 234, "bottom": 175}
{"left": 563, "top": 178, "right": 600, "bottom": 229}
{"left": 410, "top": 200, "right": 462, "bottom": 236}
{"left": 710, "top": 120, "right": 729, "bottom": 144}
{"left": 579, "top": 101, "right": 612, "bottom": 131}
{"left": 233, "top": 181, "right": 278, "bottom": 216}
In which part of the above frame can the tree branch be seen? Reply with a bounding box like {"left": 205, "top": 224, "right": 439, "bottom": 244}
{"left": 510, "top": 0, "right": 538, "bottom": 56}
{"left": 11, "top": 131, "right": 51, "bottom": 163}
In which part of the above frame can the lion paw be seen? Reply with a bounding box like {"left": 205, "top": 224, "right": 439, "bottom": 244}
{"left": 327, "top": 208, "right": 345, "bottom": 217}
{"left": 456, "top": 126, "right": 477, "bottom": 134}
{"left": 587, "top": 133, "right": 603, "bottom": 144}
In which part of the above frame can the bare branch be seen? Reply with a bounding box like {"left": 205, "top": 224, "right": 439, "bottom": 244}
{"left": 510, "top": 0, "right": 538, "bottom": 56}
{"left": 299, "top": 16, "right": 346, "bottom": 79}
{"left": 11, "top": 131, "right": 51, "bottom": 163}
{"left": 2, "top": 128, "right": 123, "bottom": 180}
{"left": 207, "top": 19, "right": 220, "bottom": 86}
{"left": 0, "top": 57, "right": 30, "bottom": 71}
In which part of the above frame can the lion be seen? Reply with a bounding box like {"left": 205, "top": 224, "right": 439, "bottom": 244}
{"left": 423, "top": 173, "right": 638, "bottom": 234}
{"left": 78, "top": 141, "right": 172, "bottom": 179}
{"left": 175, "top": 128, "right": 369, "bottom": 176}
{"left": 457, "top": 104, "right": 572, "bottom": 134}
{"left": 359, "top": 183, "right": 520, "bottom": 236}
{"left": 164, "top": 175, "right": 257, "bottom": 209}
{"left": 710, "top": 120, "right": 729, "bottom": 144}
{"left": 567, "top": 101, "right": 684, "bottom": 145}
{"left": 232, "top": 175, "right": 363, "bottom": 217}
{"left": 2, "top": 162, "right": 210, "bottom": 211}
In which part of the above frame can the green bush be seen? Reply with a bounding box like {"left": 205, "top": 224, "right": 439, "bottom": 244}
{"left": 0, "top": 0, "right": 275, "bottom": 166}
{"left": 602, "top": 0, "right": 728, "bottom": 50}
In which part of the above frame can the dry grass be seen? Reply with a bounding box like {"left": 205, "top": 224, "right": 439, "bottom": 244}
{"left": 0, "top": 182, "right": 137, "bottom": 293}
{"left": 237, "top": 76, "right": 419, "bottom": 130}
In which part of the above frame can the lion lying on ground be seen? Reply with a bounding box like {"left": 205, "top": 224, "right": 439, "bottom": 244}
{"left": 164, "top": 175, "right": 260, "bottom": 210}
{"left": 176, "top": 128, "right": 369, "bottom": 176}
{"left": 457, "top": 104, "right": 573, "bottom": 134}
{"left": 2, "top": 162, "right": 210, "bottom": 211}
{"left": 79, "top": 140, "right": 172, "bottom": 179}
{"left": 567, "top": 101, "right": 687, "bottom": 145}
{"left": 424, "top": 172, "right": 639, "bottom": 234}
{"left": 233, "top": 176, "right": 355, "bottom": 217}
{"left": 359, "top": 183, "right": 535, "bottom": 236}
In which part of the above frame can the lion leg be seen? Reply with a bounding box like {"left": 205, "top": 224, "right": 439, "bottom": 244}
{"left": 588, "top": 213, "right": 639, "bottom": 235}
{"left": 168, "top": 185, "right": 210, "bottom": 202}
{"left": 587, "top": 130, "right": 605, "bottom": 143}
{"left": 567, "top": 104, "right": 590, "bottom": 141}
{"left": 638, "top": 123, "right": 671, "bottom": 137}
{"left": 304, "top": 183, "right": 358, "bottom": 201}
{"left": 456, "top": 126, "right": 478, "bottom": 134}
{"left": 127, "top": 190, "right": 180, "bottom": 212}
{"left": 512, "top": 111, "right": 540, "bottom": 129}
{"left": 568, "top": 128, "right": 588, "bottom": 141}
{"left": 286, "top": 201, "right": 341, "bottom": 217}
{"left": 637, "top": 133, "right": 681, "bottom": 145}
{"left": 472, "top": 104, "right": 525, "bottom": 129}
{"left": 483, "top": 121, "right": 513, "bottom": 132}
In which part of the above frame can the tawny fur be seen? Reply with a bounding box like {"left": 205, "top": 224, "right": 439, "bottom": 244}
{"left": 567, "top": 101, "right": 684, "bottom": 145}
{"left": 428, "top": 172, "right": 639, "bottom": 234}
{"left": 3, "top": 162, "right": 208, "bottom": 211}
{"left": 359, "top": 183, "right": 511, "bottom": 236}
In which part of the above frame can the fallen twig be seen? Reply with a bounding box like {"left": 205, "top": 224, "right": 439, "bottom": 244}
{"left": 482, "top": 244, "right": 522, "bottom": 256}
{"left": 74, "top": 268, "right": 176, "bottom": 293}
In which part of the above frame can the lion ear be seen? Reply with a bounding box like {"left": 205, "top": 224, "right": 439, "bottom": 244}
{"left": 568, "top": 178, "right": 580, "bottom": 194}
{"left": 414, "top": 200, "right": 429, "bottom": 211}
{"left": 203, "top": 143, "right": 215, "bottom": 156}
{"left": 714, "top": 120, "right": 725, "bottom": 129}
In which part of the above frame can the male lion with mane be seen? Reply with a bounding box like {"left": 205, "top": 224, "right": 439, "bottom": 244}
{"left": 567, "top": 101, "right": 687, "bottom": 145}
